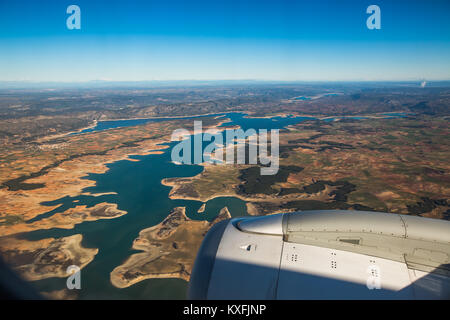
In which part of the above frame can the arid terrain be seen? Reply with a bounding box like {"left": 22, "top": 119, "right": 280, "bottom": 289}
{"left": 164, "top": 116, "right": 449, "bottom": 219}
{"left": 0, "top": 82, "right": 448, "bottom": 296}
{"left": 110, "top": 206, "right": 231, "bottom": 288}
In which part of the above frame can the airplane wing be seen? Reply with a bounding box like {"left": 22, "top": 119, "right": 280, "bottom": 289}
{"left": 188, "top": 210, "right": 450, "bottom": 299}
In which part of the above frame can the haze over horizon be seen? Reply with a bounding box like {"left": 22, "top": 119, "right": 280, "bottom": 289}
{"left": 1, "top": 0, "right": 449, "bottom": 82}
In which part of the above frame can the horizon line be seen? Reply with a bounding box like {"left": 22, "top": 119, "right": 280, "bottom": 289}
{"left": 1, "top": 79, "right": 449, "bottom": 84}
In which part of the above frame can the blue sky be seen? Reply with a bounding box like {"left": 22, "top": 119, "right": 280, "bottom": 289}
{"left": 0, "top": 0, "right": 449, "bottom": 81}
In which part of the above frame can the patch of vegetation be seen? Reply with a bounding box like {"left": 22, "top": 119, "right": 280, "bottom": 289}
{"left": 278, "top": 188, "right": 302, "bottom": 196}
{"left": 407, "top": 197, "right": 448, "bottom": 215}
{"left": 347, "top": 191, "right": 388, "bottom": 212}
{"left": 277, "top": 200, "right": 374, "bottom": 212}
{"left": 0, "top": 215, "right": 24, "bottom": 226}
{"left": 191, "top": 166, "right": 241, "bottom": 199}
{"left": 237, "top": 165, "right": 303, "bottom": 195}
{"left": 277, "top": 180, "right": 357, "bottom": 201}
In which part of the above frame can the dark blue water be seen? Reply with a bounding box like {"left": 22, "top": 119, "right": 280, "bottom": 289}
{"left": 23, "top": 143, "right": 247, "bottom": 299}
{"left": 294, "top": 96, "right": 311, "bottom": 100}
{"left": 73, "top": 113, "right": 228, "bottom": 135}
{"left": 73, "top": 112, "right": 318, "bottom": 136}
{"left": 219, "top": 113, "right": 317, "bottom": 131}
{"left": 76, "top": 112, "right": 323, "bottom": 136}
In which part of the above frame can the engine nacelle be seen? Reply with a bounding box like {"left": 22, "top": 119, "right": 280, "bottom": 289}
{"left": 188, "top": 210, "right": 450, "bottom": 299}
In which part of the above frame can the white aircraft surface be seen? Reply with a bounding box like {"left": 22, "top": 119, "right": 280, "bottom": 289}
{"left": 188, "top": 210, "right": 450, "bottom": 299}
